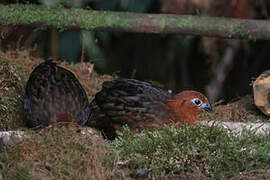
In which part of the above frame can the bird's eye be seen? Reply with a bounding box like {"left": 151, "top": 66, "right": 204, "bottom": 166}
{"left": 195, "top": 99, "right": 201, "bottom": 105}
{"left": 192, "top": 98, "right": 202, "bottom": 106}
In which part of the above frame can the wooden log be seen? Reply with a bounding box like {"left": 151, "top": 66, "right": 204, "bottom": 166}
{"left": 1, "top": 4, "right": 270, "bottom": 40}
{"left": 253, "top": 70, "right": 270, "bottom": 116}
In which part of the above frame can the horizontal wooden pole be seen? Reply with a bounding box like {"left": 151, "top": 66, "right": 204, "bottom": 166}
{"left": 0, "top": 4, "right": 270, "bottom": 40}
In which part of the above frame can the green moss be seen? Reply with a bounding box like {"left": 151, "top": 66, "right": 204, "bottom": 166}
{"left": 177, "top": 16, "right": 194, "bottom": 27}
{"left": 0, "top": 4, "right": 130, "bottom": 32}
{"left": 112, "top": 124, "right": 270, "bottom": 179}
{"left": 228, "top": 23, "right": 249, "bottom": 39}
{"left": 158, "top": 16, "right": 166, "bottom": 30}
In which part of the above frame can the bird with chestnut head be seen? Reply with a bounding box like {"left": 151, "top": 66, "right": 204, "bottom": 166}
{"left": 87, "top": 78, "right": 212, "bottom": 139}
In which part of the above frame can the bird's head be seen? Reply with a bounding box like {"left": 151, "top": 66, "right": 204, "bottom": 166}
{"left": 167, "top": 90, "right": 212, "bottom": 124}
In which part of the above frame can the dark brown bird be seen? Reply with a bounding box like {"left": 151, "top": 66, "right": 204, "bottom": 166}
{"left": 87, "top": 78, "right": 212, "bottom": 139}
{"left": 24, "top": 61, "right": 90, "bottom": 128}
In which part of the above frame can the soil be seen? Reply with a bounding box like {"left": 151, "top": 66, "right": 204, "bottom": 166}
{"left": 208, "top": 95, "right": 269, "bottom": 123}
{"left": 230, "top": 169, "right": 270, "bottom": 180}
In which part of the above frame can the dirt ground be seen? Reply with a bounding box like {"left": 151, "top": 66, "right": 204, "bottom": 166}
{"left": 203, "top": 95, "right": 269, "bottom": 123}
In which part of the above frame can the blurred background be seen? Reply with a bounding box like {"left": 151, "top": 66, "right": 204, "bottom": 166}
{"left": 1, "top": 0, "right": 270, "bottom": 102}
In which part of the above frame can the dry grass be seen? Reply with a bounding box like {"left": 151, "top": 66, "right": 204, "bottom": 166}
{"left": 0, "top": 57, "right": 26, "bottom": 130}
{"left": 199, "top": 95, "right": 270, "bottom": 123}
{"left": 0, "top": 50, "right": 114, "bottom": 100}
{"left": 0, "top": 127, "right": 115, "bottom": 180}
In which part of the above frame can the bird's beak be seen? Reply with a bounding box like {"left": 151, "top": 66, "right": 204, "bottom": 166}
{"left": 199, "top": 103, "right": 212, "bottom": 112}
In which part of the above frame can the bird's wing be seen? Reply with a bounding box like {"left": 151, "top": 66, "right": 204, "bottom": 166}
{"left": 24, "top": 61, "right": 89, "bottom": 127}
{"left": 92, "top": 78, "right": 173, "bottom": 125}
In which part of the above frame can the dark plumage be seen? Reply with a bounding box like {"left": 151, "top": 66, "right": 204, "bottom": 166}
{"left": 87, "top": 78, "right": 212, "bottom": 139}
{"left": 24, "top": 61, "right": 90, "bottom": 128}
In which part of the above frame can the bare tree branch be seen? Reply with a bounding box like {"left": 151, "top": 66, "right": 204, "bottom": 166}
{"left": 206, "top": 40, "right": 241, "bottom": 102}
{"left": 1, "top": 4, "right": 270, "bottom": 40}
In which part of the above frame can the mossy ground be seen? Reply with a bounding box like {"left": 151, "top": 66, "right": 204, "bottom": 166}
{"left": 1, "top": 50, "right": 270, "bottom": 179}
{"left": 112, "top": 124, "right": 270, "bottom": 179}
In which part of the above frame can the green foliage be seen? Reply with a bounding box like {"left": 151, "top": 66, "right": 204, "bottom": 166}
{"left": 112, "top": 124, "right": 270, "bottom": 179}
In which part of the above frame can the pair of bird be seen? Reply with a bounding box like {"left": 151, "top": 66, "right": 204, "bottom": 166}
{"left": 24, "top": 61, "right": 212, "bottom": 139}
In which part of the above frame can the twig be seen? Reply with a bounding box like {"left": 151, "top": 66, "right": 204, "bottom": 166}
{"left": 206, "top": 40, "right": 241, "bottom": 102}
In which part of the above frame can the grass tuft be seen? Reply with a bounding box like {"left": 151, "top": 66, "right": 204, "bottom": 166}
{"left": 112, "top": 124, "right": 270, "bottom": 179}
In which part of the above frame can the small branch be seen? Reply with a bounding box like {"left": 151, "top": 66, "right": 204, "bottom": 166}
{"left": 0, "top": 4, "right": 270, "bottom": 40}
{"left": 206, "top": 40, "right": 241, "bottom": 102}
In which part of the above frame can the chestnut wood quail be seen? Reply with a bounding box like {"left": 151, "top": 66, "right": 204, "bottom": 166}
{"left": 87, "top": 78, "right": 212, "bottom": 139}
{"left": 24, "top": 61, "right": 90, "bottom": 128}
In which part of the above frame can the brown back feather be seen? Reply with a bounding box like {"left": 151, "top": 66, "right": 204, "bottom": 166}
{"left": 24, "top": 61, "right": 89, "bottom": 128}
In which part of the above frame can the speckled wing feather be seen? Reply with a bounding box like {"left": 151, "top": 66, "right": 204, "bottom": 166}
{"left": 87, "top": 78, "right": 174, "bottom": 135}
{"left": 24, "top": 61, "right": 90, "bottom": 128}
